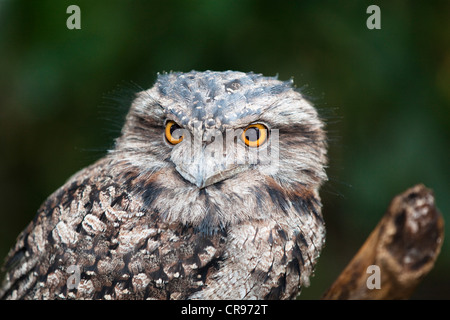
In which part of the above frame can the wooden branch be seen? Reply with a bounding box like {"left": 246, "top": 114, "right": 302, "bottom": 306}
{"left": 322, "top": 184, "right": 444, "bottom": 300}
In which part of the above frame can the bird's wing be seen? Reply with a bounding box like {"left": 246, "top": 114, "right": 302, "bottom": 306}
{"left": 189, "top": 217, "right": 324, "bottom": 300}
{"left": 0, "top": 157, "right": 228, "bottom": 299}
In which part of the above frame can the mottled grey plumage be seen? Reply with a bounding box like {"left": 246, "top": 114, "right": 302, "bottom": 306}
{"left": 0, "top": 70, "right": 327, "bottom": 299}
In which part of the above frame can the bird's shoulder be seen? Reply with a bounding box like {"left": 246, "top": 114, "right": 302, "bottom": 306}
{"left": 1, "top": 157, "right": 227, "bottom": 299}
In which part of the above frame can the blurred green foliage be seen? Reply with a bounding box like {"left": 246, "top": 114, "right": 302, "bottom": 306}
{"left": 0, "top": 0, "right": 448, "bottom": 299}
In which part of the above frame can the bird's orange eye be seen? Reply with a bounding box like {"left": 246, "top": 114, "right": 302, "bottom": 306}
{"left": 165, "top": 120, "right": 184, "bottom": 145}
{"left": 241, "top": 123, "right": 268, "bottom": 147}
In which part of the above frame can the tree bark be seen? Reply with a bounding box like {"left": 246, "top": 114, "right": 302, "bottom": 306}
{"left": 322, "top": 184, "right": 444, "bottom": 300}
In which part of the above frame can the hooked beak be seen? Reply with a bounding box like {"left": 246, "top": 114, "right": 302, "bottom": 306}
{"left": 176, "top": 160, "right": 249, "bottom": 188}
{"left": 171, "top": 128, "right": 252, "bottom": 188}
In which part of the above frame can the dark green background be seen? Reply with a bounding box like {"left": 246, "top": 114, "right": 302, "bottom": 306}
{"left": 0, "top": 0, "right": 448, "bottom": 299}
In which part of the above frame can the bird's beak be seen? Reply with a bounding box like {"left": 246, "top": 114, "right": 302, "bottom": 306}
{"left": 176, "top": 159, "right": 248, "bottom": 189}
{"left": 174, "top": 131, "right": 249, "bottom": 188}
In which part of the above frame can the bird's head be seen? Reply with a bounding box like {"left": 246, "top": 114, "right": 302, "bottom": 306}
{"left": 112, "top": 71, "right": 327, "bottom": 232}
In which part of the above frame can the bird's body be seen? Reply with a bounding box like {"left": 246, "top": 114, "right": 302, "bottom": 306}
{"left": 0, "top": 71, "right": 327, "bottom": 299}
